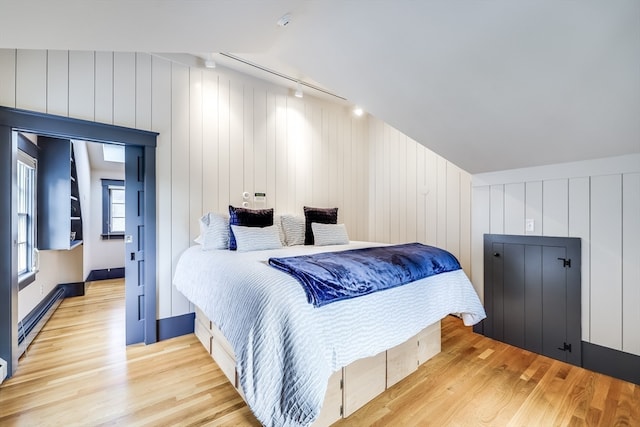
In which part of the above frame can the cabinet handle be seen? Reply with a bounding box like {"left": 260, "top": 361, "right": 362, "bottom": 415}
{"left": 493, "top": 252, "right": 500, "bottom": 257}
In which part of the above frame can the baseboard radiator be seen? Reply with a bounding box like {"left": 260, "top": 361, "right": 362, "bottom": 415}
{"left": 17, "top": 285, "right": 74, "bottom": 358}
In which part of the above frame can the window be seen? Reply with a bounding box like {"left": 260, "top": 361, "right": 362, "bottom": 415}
{"left": 102, "top": 179, "right": 125, "bottom": 239}
{"left": 17, "top": 150, "right": 37, "bottom": 280}
{"left": 109, "top": 186, "right": 125, "bottom": 233}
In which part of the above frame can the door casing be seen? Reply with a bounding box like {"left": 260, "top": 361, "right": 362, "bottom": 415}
{"left": 0, "top": 106, "right": 158, "bottom": 377}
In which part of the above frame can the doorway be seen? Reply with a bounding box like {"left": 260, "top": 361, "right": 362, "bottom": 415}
{"left": 0, "top": 106, "right": 158, "bottom": 378}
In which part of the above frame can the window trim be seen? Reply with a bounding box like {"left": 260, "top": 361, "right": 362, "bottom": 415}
{"left": 17, "top": 148, "right": 37, "bottom": 288}
{"left": 101, "top": 179, "right": 125, "bottom": 239}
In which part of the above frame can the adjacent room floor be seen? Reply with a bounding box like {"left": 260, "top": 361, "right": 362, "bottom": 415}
{"left": 0, "top": 279, "right": 637, "bottom": 426}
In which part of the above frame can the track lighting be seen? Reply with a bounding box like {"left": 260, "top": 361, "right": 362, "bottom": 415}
{"left": 295, "top": 82, "right": 303, "bottom": 98}
{"left": 353, "top": 106, "right": 363, "bottom": 117}
{"left": 277, "top": 13, "right": 292, "bottom": 27}
{"left": 204, "top": 53, "right": 216, "bottom": 69}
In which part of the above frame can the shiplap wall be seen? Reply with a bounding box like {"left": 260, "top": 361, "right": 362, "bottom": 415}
{"left": 367, "top": 118, "right": 472, "bottom": 274}
{"left": 472, "top": 155, "right": 640, "bottom": 356}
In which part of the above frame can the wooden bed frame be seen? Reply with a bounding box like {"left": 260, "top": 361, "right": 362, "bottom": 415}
{"left": 194, "top": 306, "right": 441, "bottom": 426}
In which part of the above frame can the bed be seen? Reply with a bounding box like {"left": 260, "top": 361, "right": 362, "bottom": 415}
{"left": 174, "top": 240, "right": 485, "bottom": 427}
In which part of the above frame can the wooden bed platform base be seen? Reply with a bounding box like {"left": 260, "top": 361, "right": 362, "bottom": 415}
{"left": 194, "top": 307, "right": 441, "bottom": 426}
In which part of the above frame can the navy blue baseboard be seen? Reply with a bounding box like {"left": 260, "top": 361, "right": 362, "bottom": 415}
{"left": 156, "top": 313, "right": 195, "bottom": 341}
{"left": 582, "top": 341, "right": 640, "bottom": 386}
{"left": 59, "top": 282, "right": 85, "bottom": 297}
{"left": 85, "top": 267, "right": 125, "bottom": 282}
{"left": 473, "top": 328, "right": 640, "bottom": 386}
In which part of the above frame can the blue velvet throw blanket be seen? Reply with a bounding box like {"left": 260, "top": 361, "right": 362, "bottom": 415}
{"left": 269, "top": 243, "right": 462, "bottom": 307}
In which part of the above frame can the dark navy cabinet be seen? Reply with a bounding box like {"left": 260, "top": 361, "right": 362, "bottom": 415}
{"left": 37, "top": 136, "right": 83, "bottom": 250}
{"left": 476, "top": 234, "right": 581, "bottom": 367}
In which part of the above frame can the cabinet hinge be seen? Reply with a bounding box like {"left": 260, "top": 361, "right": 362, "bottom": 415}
{"left": 557, "top": 257, "right": 571, "bottom": 268}
{"left": 340, "top": 379, "right": 343, "bottom": 390}
{"left": 339, "top": 405, "right": 343, "bottom": 417}
{"left": 557, "top": 342, "right": 572, "bottom": 352}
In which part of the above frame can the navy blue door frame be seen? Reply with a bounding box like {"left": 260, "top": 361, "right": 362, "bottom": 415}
{"left": 0, "top": 107, "right": 158, "bottom": 378}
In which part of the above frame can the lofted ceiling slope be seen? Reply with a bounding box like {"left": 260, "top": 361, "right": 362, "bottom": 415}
{"left": 0, "top": 0, "right": 638, "bottom": 174}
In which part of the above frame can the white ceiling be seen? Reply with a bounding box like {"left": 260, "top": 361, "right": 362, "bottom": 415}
{"left": 1, "top": 0, "right": 638, "bottom": 173}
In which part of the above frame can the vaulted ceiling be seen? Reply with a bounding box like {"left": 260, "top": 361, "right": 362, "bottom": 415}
{"left": 1, "top": 0, "right": 638, "bottom": 173}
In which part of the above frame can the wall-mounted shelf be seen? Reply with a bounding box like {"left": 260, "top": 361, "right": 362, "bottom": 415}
{"left": 37, "top": 137, "right": 83, "bottom": 250}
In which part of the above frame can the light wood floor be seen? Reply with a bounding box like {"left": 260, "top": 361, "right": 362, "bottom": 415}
{"left": 1, "top": 279, "right": 638, "bottom": 426}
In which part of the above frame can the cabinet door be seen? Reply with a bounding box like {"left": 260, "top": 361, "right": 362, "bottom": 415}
{"left": 482, "top": 235, "right": 581, "bottom": 367}
{"left": 417, "top": 320, "right": 441, "bottom": 365}
{"left": 387, "top": 336, "right": 418, "bottom": 388}
{"left": 542, "top": 246, "right": 571, "bottom": 362}
{"left": 312, "top": 369, "right": 343, "bottom": 427}
{"left": 37, "top": 136, "right": 73, "bottom": 250}
{"left": 342, "top": 351, "right": 386, "bottom": 417}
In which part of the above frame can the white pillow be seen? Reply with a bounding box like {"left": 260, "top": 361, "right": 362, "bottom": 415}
{"left": 274, "top": 214, "right": 286, "bottom": 246}
{"left": 195, "top": 212, "right": 229, "bottom": 250}
{"left": 281, "top": 214, "right": 305, "bottom": 246}
{"left": 312, "top": 223, "right": 350, "bottom": 246}
{"left": 230, "top": 224, "right": 283, "bottom": 252}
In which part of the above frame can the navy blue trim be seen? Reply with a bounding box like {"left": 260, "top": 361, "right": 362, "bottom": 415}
{"left": 16, "top": 134, "right": 37, "bottom": 290}
{"left": 583, "top": 341, "right": 640, "bottom": 385}
{"left": 101, "top": 179, "right": 124, "bottom": 186}
{"left": 86, "top": 268, "right": 125, "bottom": 282}
{"left": 0, "top": 124, "right": 18, "bottom": 377}
{"left": 101, "top": 234, "right": 125, "bottom": 240}
{"left": 59, "top": 282, "right": 85, "bottom": 298}
{"left": 144, "top": 146, "right": 157, "bottom": 345}
{"left": 101, "top": 179, "right": 124, "bottom": 236}
{"left": 156, "top": 313, "right": 195, "bottom": 341}
{"left": 18, "top": 272, "right": 37, "bottom": 291}
{"left": 472, "top": 322, "right": 483, "bottom": 335}
{"left": 0, "top": 107, "right": 158, "bottom": 147}
{"left": 1, "top": 106, "right": 158, "bottom": 377}
{"left": 17, "top": 133, "right": 38, "bottom": 158}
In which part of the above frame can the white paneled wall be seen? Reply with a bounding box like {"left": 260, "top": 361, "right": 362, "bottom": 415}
{"left": 0, "top": 49, "right": 371, "bottom": 320}
{"left": 622, "top": 173, "right": 640, "bottom": 356}
{"left": 367, "top": 118, "right": 472, "bottom": 274}
{"left": 472, "top": 155, "right": 640, "bottom": 355}
{"left": 69, "top": 51, "right": 95, "bottom": 121}
{"left": 47, "top": 51, "right": 69, "bottom": 117}
{"left": 590, "top": 175, "right": 622, "bottom": 350}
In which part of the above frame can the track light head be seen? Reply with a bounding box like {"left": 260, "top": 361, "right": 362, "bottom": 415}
{"left": 277, "top": 13, "right": 292, "bottom": 27}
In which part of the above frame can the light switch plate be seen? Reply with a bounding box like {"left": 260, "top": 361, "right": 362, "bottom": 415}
{"left": 0, "top": 357, "right": 7, "bottom": 384}
{"left": 525, "top": 218, "right": 535, "bottom": 232}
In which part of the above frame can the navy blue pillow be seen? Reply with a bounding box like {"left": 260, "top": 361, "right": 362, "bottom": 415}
{"left": 303, "top": 206, "right": 338, "bottom": 245}
{"left": 228, "top": 205, "right": 274, "bottom": 251}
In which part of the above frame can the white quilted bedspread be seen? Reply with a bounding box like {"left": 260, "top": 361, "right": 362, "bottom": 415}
{"left": 173, "top": 241, "right": 486, "bottom": 427}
